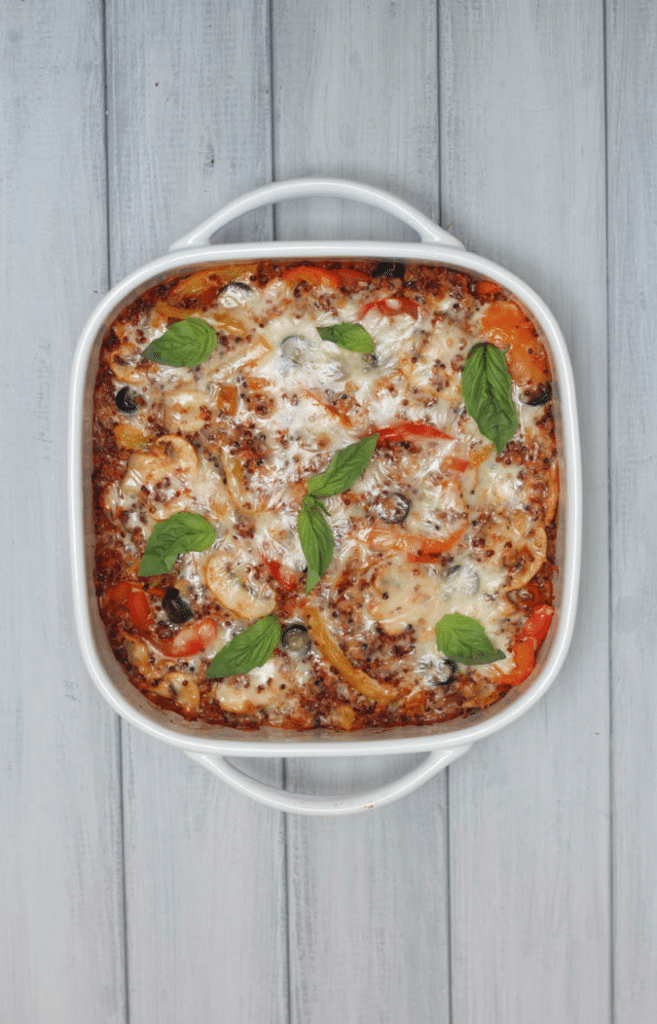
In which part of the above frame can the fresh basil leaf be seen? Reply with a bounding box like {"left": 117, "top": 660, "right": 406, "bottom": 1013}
{"left": 461, "top": 342, "right": 518, "bottom": 453}
{"left": 206, "top": 616, "right": 282, "bottom": 679}
{"left": 301, "top": 493, "right": 330, "bottom": 516}
{"left": 138, "top": 512, "right": 215, "bottom": 576}
{"left": 297, "top": 501, "right": 335, "bottom": 593}
{"left": 306, "top": 434, "right": 379, "bottom": 499}
{"left": 435, "top": 612, "right": 506, "bottom": 666}
{"left": 141, "top": 316, "right": 217, "bottom": 368}
{"left": 318, "top": 322, "right": 375, "bottom": 353}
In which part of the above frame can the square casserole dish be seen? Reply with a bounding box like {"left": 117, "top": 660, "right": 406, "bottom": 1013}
{"left": 69, "top": 178, "right": 581, "bottom": 815}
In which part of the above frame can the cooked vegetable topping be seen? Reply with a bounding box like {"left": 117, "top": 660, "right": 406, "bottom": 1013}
{"left": 93, "top": 259, "right": 557, "bottom": 728}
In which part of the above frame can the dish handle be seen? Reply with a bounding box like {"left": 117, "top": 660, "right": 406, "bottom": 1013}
{"left": 169, "top": 178, "right": 464, "bottom": 251}
{"left": 185, "top": 745, "right": 471, "bottom": 816}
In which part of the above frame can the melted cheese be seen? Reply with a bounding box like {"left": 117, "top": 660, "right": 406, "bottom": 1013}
{"left": 93, "top": 260, "right": 558, "bottom": 728}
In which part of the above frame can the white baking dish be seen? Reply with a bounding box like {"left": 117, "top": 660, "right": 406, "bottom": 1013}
{"left": 69, "top": 178, "right": 581, "bottom": 815}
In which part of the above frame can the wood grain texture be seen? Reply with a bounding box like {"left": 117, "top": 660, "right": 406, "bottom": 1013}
{"left": 271, "top": 3, "right": 450, "bottom": 1022}
{"left": 0, "top": 2, "right": 126, "bottom": 1022}
{"left": 6, "top": 0, "right": 657, "bottom": 1019}
{"left": 272, "top": 0, "right": 440, "bottom": 242}
{"left": 105, "top": 3, "right": 288, "bottom": 1022}
{"left": 606, "top": 2, "right": 657, "bottom": 1020}
{"left": 441, "top": 2, "right": 611, "bottom": 1022}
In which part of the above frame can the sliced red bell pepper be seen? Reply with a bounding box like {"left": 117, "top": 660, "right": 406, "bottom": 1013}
{"left": 442, "top": 455, "right": 470, "bottom": 474}
{"left": 263, "top": 556, "right": 298, "bottom": 593}
{"left": 498, "top": 637, "right": 536, "bottom": 687}
{"left": 490, "top": 606, "right": 554, "bottom": 688}
{"left": 516, "top": 604, "right": 554, "bottom": 650}
{"left": 358, "top": 296, "right": 421, "bottom": 320}
{"left": 157, "top": 617, "right": 218, "bottom": 658}
{"left": 336, "top": 268, "right": 370, "bottom": 288}
{"left": 376, "top": 423, "right": 453, "bottom": 444}
{"left": 127, "top": 588, "right": 151, "bottom": 634}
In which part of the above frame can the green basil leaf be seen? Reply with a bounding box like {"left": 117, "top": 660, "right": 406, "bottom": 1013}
{"left": 206, "top": 616, "right": 282, "bottom": 679}
{"left": 318, "top": 322, "right": 375, "bottom": 353}
{"left": 297, "top": 502, "right": 335, "bottom": 593}
{"left": 138, "top": 512, "right": 215, "bottom": 576}
{"left": 306, "top": 434, "right": 379, "bottom": 499}
{"left": 141, "top": 316, "right": 217, "bottom": 368}
{"left": 461, "top": 342, "right": 518, "bottom": 453}
{"left": 435, "top": 612, "right": 506, "bottom": 666}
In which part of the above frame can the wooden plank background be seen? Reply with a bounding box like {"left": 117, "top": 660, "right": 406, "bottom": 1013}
{"left": 2, "top": 0, "right": 655, "bottom": 1021}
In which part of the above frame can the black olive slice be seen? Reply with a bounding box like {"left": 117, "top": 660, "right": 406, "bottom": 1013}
{"left": 162, "top": 587, "right": 193, "bottom": 624}
{"left": 431, "top": 659, "right": 457, "bottom": 686}
{"left": 373, "top": 491, "right": 411, "bottom": 524}
{"left": 114, "top": 386, "right": 140, "bottom": 414}
{"left": 523, "top": 383, "right": 552, "bottom": 406}
{"left": 372, "top": 261, "right": 405, "bottom": 279}
{"left": 219, "top": 281, "right": 252, "bottom": 295}
{"left": 362, "top": 352, "right": 379, "bottom": 370}
{"left": 282, "top": 624, "right": 311, "bottom": 656}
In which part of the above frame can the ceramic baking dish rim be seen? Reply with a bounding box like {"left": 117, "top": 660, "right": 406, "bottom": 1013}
{"left": 69, "top": 238, "right": 581, "bottom": 759}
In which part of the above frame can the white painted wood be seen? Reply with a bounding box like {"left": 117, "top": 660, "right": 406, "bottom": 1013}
{"left": 104, "top": 2, "right": 288, "bottom": 1021}
{"left": 606, "top": 3, "right": 657, "bottom": 1021}
{"left": 441, "top": 3, "right": 611, "bottom": 1022}
{"left": 272, "top": 0, "right": 441, "bottom": 243}
{"left": 7, "top": 0, "right": 657, "bottom": 1020}
{"left": 0, "top": 3, "right": 126, "bottom": 1023}
{"left": 272, "top": 3, "right": 450, "bottom": 1022}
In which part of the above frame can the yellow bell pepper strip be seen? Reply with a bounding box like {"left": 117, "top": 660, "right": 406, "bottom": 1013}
{"left": 302, "top": 605, "right": 397, "bottom": 705}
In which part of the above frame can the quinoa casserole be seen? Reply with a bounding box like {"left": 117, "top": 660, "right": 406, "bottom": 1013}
{"left": 92, "top": 259, "right": 558, "bottom": 732}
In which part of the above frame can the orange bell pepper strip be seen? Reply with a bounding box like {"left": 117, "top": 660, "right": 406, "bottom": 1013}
{"left": 474, "top": 279, "right": 504, "bottom": 302}
{"left": 363, "top": 522, "right": 467, "bottom": 561}
{"left": 376, "top": 423, "right": 453, "bottom": 444}
{"left": 157, "top": 617, "right": 218, "bottom": 659}
{"left": 479, "top": 300, "right": 550, "bottom": 386}
{"left": 282, "top": 265, "right": 342, "bottom": 289}
{"left": 358, "top": 296, "right": 421, "bottom": 320}
{"left": 302, "top": 606, "right": 397, "bottom": 705}
{"left": 442, "top": 455, "right": 470, "bottom": 474}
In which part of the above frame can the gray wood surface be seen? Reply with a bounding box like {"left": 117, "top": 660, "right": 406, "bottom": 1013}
{"left": 3, "top": 0, "right": 655, "bottom": 1022}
